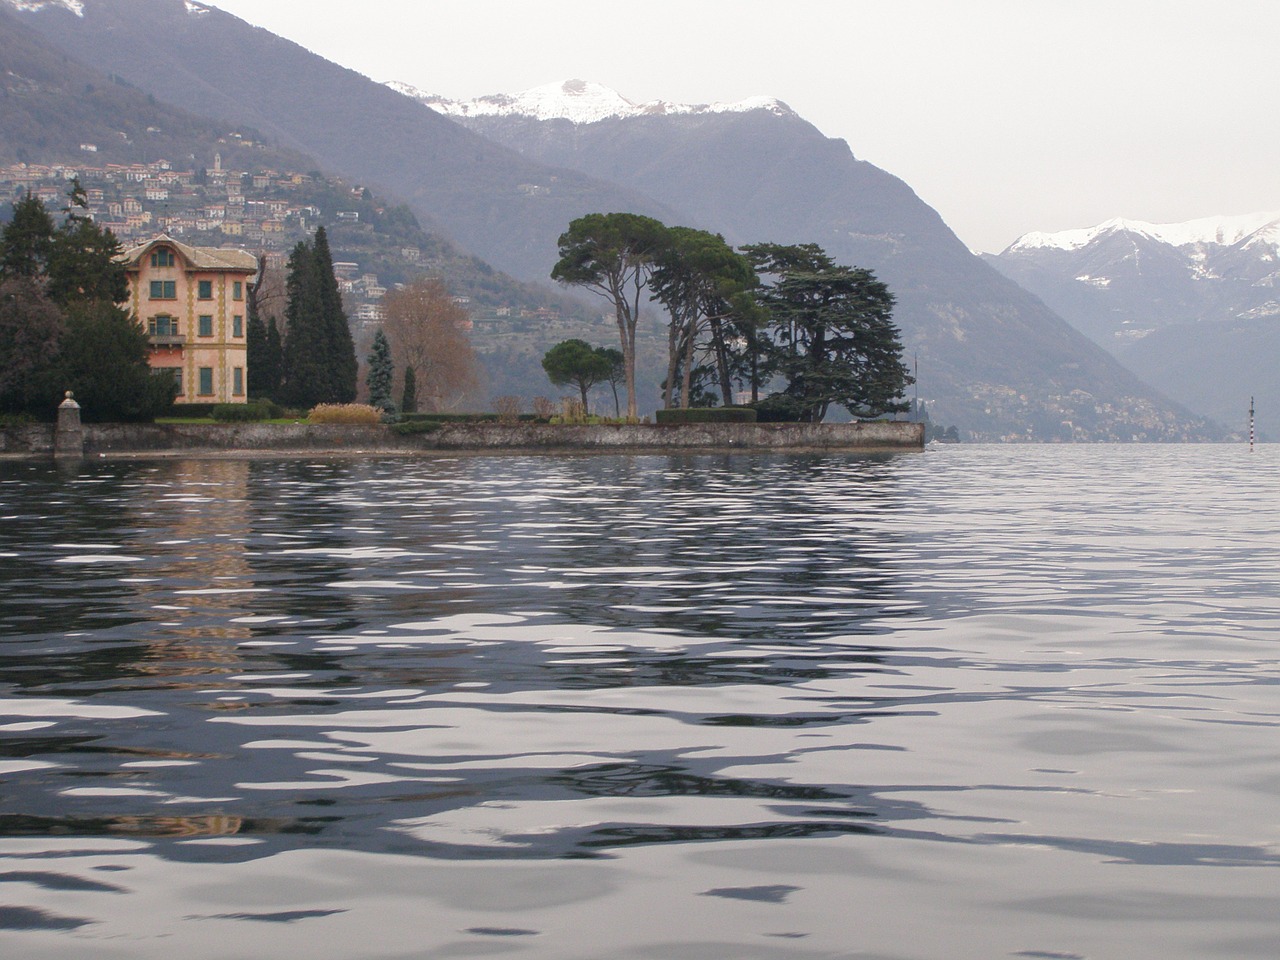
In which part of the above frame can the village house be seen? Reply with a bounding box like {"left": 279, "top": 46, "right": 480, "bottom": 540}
{"left": 117, "top": 235, "right": 258, "bottom": 405}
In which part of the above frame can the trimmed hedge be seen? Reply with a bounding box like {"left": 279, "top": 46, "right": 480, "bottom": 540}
{"left": 169, "top": 403, "right": 220, "bottom": 419}
{"left": 655, "top": 406, "right": 758, "bottom": 425}
{"left": 749, "top": 395, "right": 807, "bottom": 423}
{"left": 399, "top": 412, "right": 546, "bottom": 424}
{"left": 391, "top": 419, "right": 443, "bottom": 435}
{"left": 211, "top": 401, "right": 284, "bottom": 423}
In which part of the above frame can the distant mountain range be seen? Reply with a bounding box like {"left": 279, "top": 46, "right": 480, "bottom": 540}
{"left": 3, "top": 0, "right": 1225, "bottom": 438}
{"left": 985, "top": 212, "right": 1280, "bottom": 430}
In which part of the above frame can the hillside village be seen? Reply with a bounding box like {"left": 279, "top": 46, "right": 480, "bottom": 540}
{"left": 0, "top": 154, "right": 585, "bottom": 333}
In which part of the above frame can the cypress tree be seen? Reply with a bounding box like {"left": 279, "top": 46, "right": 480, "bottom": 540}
{"left": 245, "top": 308, "right": 271, "bottom": 398}
{"left": 401, "top": 365, "right": 417, "bottom": 414}
{"left": 246, "top": 276, "right": 283, "bottom": 401}
{"left": 279, "top": 239, "right": 324, "bottom": 408}
{"left": 312, "top": 226, "right": 357, "bottom": 403}
{"left": 264, "top": 316, "right": 283, "bottom": 399}
{"left": 366, "top": 328, "right": 394, "bottom": 412}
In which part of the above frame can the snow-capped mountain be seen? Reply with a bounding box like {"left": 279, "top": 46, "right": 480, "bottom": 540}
{"left": 1007, "top": 211, "right": 1280, "bottom": 256}
{"left": 985, "top": 210, "right": 1280, "bottom": 429}
{"left": 390, "top": 78, "right": 795, "bottom": 124}
{"left": 990, "top": 210, "right": 1280, "bottom": 338}
{"left": 2, "top": 0, "right": 214, "bottom": 18}
{"left": 2, "top": 0, "right": 84, "bottom": 15}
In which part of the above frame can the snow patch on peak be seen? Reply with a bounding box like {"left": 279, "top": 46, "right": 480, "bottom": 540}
{"left": 389, "top": 78, "right": 795, "bottom": 124}
{"left": 1008, "top": 210, "right": 1280, "bottom": 255}
{"left": 2, "top": 0, "right": 84, "bottom": 15}
{"left": 185, "top": 0, "right": 211, "bottom": 15}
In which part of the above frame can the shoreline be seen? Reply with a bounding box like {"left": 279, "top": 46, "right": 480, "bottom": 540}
{"left": 1, "top": 420, "right": 925, "bottom": 460}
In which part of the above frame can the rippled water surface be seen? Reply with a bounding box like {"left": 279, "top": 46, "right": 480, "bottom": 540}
{"left": 1, "top": 446, "right": 1278, "bottom": 959}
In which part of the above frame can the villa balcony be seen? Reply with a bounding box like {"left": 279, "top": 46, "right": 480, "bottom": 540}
{"left": 148, "top": 333, "right": 187, "bottom": 348}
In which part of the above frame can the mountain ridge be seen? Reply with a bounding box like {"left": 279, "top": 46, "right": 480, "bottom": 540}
{"left": 1006, "top": 210, "right": 1280, "bottom": 256}
{"left": 399, "top": 78, "right": 796, "bottom": 124}
{"left": 986, "top": 209, "right": 1280, "bottom": 431}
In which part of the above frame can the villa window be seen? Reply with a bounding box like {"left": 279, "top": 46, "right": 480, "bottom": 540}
{"left": 149, "top": 315, "right": 178, "bottom": 337}
{"left": 233, "top": 281, "right": 243, "bottom": 300}
{"left": 198, "top": 280, "right": 213, "bottom": 300}
{"left": 151, "top": 248, "right": 175, "bottom": 268}
{"left": 233, "top": 367, "right": 244, "bottom": 396}
{"left": 197, "top": 315, "right": 214, "bottom": 337}
{"left": 232, "top": 315, "right": 243, "bottom": 338}
{"left": 197, "top": 367, "right": 214, "bottom": 396}
{"left": 149, "top": 280, "right": 176, "bottom": 299}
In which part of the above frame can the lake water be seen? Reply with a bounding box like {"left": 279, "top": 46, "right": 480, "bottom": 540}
{"left": 1, "top": 445, "right": 1278, "bottom": 959}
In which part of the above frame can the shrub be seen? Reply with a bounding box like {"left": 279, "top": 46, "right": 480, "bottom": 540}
{"left": 655, "top": 406, "right": 758, "bottom": 425}
{"left": 400, "top": 412, "right": 498, "bottom": 423}
{"left": 165, "top": 403, "right": 219, "bottom": 420}
{"left": 532, "top": 396, "right": 557, "bottom": 419}
{"left": 248, "top": 398, "right": 286, "bottom": 419}
{"left": 750, "top": 395, "right": 808, "bottom": 423}
{"left": 308, "top": 403, "right": 382, "bottom": 424}
{"left": 212, "top": 404, "right": 270, "bottom": 422}
{"left": 560, "top": 397, "right": 587, "bottom": 423}
{"left": 493, "top": 395, "right": 522, "bottom": 423}
{"left": 391, "top": 419, "right": 442, "bottom": 435}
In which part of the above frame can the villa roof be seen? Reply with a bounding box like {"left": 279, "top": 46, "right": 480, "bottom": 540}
{"left": 117, "top": 234, "right": 258, "bottom": 273}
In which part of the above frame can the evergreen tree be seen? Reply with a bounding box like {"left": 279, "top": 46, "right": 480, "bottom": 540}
{"left": 265, "top": 317, "right": 283, "bottom": 397}
{"left": 46, "top": 182, "right": 127, "bottom": 308}
{"left": 401, "top": 365, "right": 417, "bottom": 414}
{"left": 246, "top": 295, "right": 282, "bottom": 399}
{"left": 743, "top": 243, "right": 911, "bottom": 422}
{"left": 312, "top": 226, "right": 357, "bottom": 403}
{"left": 0, "top": 193, "right": 56, "bottom": 282}
{"left": 279, "top": 229, "right": 357, "bottom": 408}
{"left": 279, "top": 239, "right": 324, "bottom": 407}
{"left": 541, "top": 339, "right": 613, "bottom": 415}
{"left": 366, "top": 328, "right": 394, "bottom": 413}
{"left": 551, "top": 213, "right": 668, "bottom": 420}
{"left": 0, "top": 278, "right": 65, "bottom": 414}
{"left": 246, "top": 308, "right": 269, "bottom": 397}
{"left": 54, "top": 300, "right": 176, "bottom": 422}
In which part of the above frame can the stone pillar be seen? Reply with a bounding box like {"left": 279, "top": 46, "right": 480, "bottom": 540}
{"left": 54, "top": 391, "right": 84, "bottom": 459}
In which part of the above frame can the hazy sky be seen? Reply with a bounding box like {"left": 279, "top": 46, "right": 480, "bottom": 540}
{"left": 208, "top": 0, "right": 1278, "bottom": 253}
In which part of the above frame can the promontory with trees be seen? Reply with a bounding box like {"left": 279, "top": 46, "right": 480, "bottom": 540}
{"left": 549, "top": 212, "right": 912, "bottom": 423}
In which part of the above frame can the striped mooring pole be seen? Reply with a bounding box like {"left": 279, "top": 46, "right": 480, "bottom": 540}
{"left": 1250, "top": 396, "right": 1255, "bottom": 452}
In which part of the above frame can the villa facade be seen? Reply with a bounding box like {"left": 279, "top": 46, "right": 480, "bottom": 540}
{"left": 118, "top": 236, "right": 258, "bottom": 405}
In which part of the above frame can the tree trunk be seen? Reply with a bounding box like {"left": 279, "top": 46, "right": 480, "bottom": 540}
{"left": 680, "top": 319, "right": 696, "bottom": 408}
{"left": 663, "top": 311, "right": 681, "bottom": 410}
{"left": 708, "top": 315, "right": 733, "bottom": 406}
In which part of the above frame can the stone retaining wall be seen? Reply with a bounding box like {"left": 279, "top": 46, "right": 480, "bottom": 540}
{"left": 1, "top": 420, "right": 923, "bottom": 457}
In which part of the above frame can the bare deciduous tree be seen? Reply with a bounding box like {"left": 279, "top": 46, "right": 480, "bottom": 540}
{"left": 381, "top": 277, "right": 481, "bottom": 412}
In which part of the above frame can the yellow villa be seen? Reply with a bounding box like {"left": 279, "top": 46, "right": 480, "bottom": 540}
{"left": 118, "top": 235, "right": 258, "bottom": 404}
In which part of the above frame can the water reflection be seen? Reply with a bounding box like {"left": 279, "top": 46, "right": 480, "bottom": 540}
{"left": 1, "top": 448, "right": 1279, "bottom": 959}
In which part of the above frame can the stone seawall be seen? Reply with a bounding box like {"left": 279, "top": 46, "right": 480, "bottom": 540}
{"left": 2, "top": 420, "right": 924, "bottom": 458}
